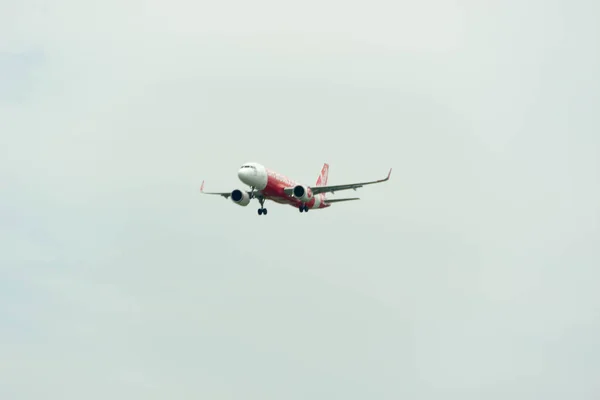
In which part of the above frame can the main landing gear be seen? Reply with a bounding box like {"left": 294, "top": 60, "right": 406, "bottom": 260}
{"left": 299, "top": 204, "right": 309, "bottom": 213}
{"left": 258, "top": 197, "right": 267, "bottom": 216}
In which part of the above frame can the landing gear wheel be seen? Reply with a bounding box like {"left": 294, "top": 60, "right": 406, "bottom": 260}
{"left": 304, "top": 205, "right": 309, "bottom": 212}
{"left": 299, "top": 205, "right": 304, "bottom": 212}
{"left": 258, "top": 197, "right": 267, "bottom": 216}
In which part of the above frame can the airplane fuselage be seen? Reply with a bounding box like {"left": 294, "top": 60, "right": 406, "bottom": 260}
{"left": 237, "top": 162, "right": 330, "bottom": 210}
{"left": 200, "top": 161, "right": 390, "bottom": 216}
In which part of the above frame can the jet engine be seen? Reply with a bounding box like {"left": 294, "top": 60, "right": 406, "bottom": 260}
{"left": 231, "top": 189, "right": 251, "bottom": 206}
{"left": 292, "top": 185, "right": 313, "bottom": 202}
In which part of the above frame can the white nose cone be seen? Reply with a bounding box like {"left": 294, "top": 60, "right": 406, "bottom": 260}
{"left": 238, "top": 168, "right": 252, "bottom": 185}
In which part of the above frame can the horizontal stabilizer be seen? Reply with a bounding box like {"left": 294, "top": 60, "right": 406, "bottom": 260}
{"left": 325, "top": 197, "right": 360, "bottom": 203}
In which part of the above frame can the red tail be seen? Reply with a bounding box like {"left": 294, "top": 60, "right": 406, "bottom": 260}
{"left": 315, "top": 163, "right": 329, "bottom": 187}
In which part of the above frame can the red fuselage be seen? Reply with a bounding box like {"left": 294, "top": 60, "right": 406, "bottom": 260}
{"left": 263, "top": 168, "right": 330, "bottom": 210}
{"left": 237, "top": 162, "right": 330, "bottom": 210}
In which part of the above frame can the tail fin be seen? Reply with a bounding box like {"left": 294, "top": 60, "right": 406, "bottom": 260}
{"left": 315, "top": 163, "right": 329, "bottom": 187}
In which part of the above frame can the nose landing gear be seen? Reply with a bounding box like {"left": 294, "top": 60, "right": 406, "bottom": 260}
{"left": 257, "top": 196, "right": 267, "bottom": 216}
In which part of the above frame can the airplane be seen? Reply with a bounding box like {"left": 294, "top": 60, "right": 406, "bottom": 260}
{"left": 200, "top": 162, "right": 392, "bottom": 216}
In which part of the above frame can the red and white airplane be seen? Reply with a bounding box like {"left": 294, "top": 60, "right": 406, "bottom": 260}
{"left": 200, "top": 162, "right": 392, "bottom": 215}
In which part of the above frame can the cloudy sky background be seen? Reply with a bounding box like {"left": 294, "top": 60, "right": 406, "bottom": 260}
{"left": 1, "top": 0, "right": 599, "bottom": 398}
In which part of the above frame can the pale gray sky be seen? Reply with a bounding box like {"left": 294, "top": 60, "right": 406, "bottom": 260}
{"left": 1, "top": 0, "right": 599, "bottom": 398}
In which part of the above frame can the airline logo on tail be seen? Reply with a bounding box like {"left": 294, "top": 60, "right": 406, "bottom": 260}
{"left": 315, "top": 163, "right": 329, "bottom": 187}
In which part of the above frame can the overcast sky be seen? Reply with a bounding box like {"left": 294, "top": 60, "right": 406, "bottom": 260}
{"left": 1, "top": 0, "right": 599, "bottom": 398}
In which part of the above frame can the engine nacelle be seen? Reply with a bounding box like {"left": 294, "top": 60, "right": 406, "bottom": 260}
{"left": 293, "top": 185, "right": 313, "bottom": 202}
{"left": 230, "top": 189, "right": 251, "bottom": 206}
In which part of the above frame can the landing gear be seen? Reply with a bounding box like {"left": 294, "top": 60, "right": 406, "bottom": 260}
{"left": 258, "top": 197, "right": 267, "bottom": 216}
{"left": 299, "top": 204, "right": 309, "bottom": 212}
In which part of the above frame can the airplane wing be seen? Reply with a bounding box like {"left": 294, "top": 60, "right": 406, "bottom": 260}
{"left": 199, "top": 181, "right": 232, "bottom": 198}
{"left": 284, "top": 168, "right": 392, "bottom": 196}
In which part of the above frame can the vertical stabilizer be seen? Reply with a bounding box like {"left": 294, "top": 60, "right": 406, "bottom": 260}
{"left": 315, "top": 163, "right": 329, "bottom": 187}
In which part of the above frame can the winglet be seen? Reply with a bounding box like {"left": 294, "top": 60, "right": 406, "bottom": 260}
{"left": 200, "top": 180, "right": 205, "bottom": 192}
{"left": 378, "top": 168, "right": 392, "bottom": 183}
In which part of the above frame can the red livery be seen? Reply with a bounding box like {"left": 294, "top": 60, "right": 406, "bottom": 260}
{"left": 201, "top": 162, "right": 391, "bottom": 216}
